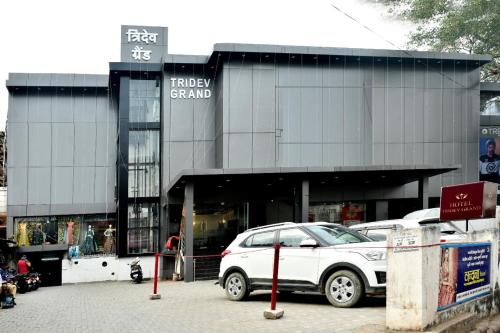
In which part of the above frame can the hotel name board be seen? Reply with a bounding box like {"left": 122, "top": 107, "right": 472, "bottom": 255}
{"left": 120, "top": 25, "right": 168, "bottom": 63}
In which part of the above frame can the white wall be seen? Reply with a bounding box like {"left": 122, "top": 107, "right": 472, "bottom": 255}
{"left": 62, "top": 255, "right": 155, "bottom": 284}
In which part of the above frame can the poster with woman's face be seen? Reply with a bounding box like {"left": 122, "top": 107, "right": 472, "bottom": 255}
{"left": 437, "top": 247, "right": 459, "bottom": 308}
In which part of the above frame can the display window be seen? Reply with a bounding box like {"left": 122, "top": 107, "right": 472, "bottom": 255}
{"left": 14, "top": 214, "right": 116, "bottom": 257}
{"left": 309, "top": 202, "right": 366, "bottom": 226}
{"left": 127, "top": 203, "right": 159, "bottom": 254}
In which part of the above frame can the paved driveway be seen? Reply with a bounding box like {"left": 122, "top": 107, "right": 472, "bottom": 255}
{"left": 0, "top": 280, "right": 385, "bottom": 333}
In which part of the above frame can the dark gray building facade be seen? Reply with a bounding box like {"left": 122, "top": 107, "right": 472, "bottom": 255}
{"left": 5, "top": 25, "right": 492, "bottom": 282}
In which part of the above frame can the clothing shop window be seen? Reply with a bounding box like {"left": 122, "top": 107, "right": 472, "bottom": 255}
{"left": 128, "top": 130, "right": 160, "bottom": 198}
{"left": 127, "top": 203, "right": 159, "bottom": 254}
{"left": 14, "top": 215, "right": 116, "bottom": 257}
{"left": 129, "top": 79, "right": 160, "bottom": 123}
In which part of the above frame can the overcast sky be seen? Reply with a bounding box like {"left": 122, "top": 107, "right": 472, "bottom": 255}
{"left": 0, "top": 0, "right": 413, "bottom": 130}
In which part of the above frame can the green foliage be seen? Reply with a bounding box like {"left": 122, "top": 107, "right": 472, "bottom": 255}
{"left": 373, "top": 0, "right": 500, "bottom": 81}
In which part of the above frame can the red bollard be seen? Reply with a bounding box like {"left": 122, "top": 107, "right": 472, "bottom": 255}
{"left": 270, "top": 244, "right": 280, "bottom": 310}
{"left": 150, "top": 253, "right": 161, "bottom": 300}
{"left": 264, "top": 244, "right": 284, "bottom": 319}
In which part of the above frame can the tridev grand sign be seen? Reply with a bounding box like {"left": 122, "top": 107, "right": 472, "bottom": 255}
{"left": 120, "top": 25, "right": 168, "bottom": 63}
{"left": 440, "top": 181, "right": 497, "bottom": 221}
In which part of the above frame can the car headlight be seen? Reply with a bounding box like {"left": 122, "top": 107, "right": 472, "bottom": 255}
{"left": 356, "top": 250, "right": 386, "bottom": 261}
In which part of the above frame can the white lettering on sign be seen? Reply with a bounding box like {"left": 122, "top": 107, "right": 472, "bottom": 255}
{"left": 126, "top": 29, "right": 159, "bottom": 44}
{"left": 131, "top": 46, "right": 152, "bottom": 61}
{"left": 170, "top": 78, "right": 212, "bottom": 99}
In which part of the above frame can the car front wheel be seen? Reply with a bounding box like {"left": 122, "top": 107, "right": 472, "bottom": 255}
{"left": 224, "top": 272, "right": 249, "bottom": 301}
{"left": 325, "top": 270, "right": 364, "bottom": 308}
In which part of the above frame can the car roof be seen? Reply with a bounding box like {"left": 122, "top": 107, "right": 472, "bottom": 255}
{"left": 350, "top": 219, "right": 421, "bottom": 229}
{"left": 241, "top": 221, "right": 339, "bottom": 234}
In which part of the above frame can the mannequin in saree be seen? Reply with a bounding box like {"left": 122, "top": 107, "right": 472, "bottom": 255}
{"left": 103, "top": 224, "right": 116, "bottom": 254}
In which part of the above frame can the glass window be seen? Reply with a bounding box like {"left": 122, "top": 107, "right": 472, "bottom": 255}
{"left": 245, "top": 231, "right": 275, "bottom": 247}
{"left": 278, "top": 228, "right": 312, "bottom": 247}
{"left": 366, "top": 230, "right": 390, "bottom": 241}
{"left": 128, "top": 228, "right": 158, "bottom": 254}
{"left": 14, "top": 215, "right": 116, "bottom": 257}
{"left": 129, "top": 79, "right": 160, "bottom": 122}
{"left": 306, "top": 225, "right": 370, "bottom": 245}
{"left": 127, "top": 203, "right": 159, "bottom": 254}
{"left": 128, "top": 130, "right": 160, "bottom": 198}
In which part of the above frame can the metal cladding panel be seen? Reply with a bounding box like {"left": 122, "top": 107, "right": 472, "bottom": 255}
{"left": 170, "top": 97, "right": 194, "bottom": 141}
{"left": 52, "top": 93, "right": 74, "bottom": 122}
{"left": 322, "top": 88, "right": 344, "bottom": 143}
{"left": 229, "top": 68, "right": 252, "bottom": 133}
{"left": 322, "top": 65, "right": 344, "bottom": 87}
{"left": 404, "top": 143, "right": 424, "bottom": 165}
{"left": 95, "top": 95, "right": 112, "bottom": 122}
{"left": 386, "top": 88, "right": 404, "bottom": 144}
{"left": 343, "top": 63, "right": 363, "bottom": 87}
{"left": 252, "top": 133, "right": 276, "bottom": 168}
{"left": 52, "top": 123, "right": 74, "bottom": 166}
{"left": 424, "top": 89, "right": 443, "bottom": 143}
{"left": 426, "top": 65, "right": 444, "bottom": 89}
{"left": 7, "top": 123, "right": 28, "bottom": 167}
{"left": 323, "top": 143, "right": 343, "bottom": 166}
{"left": 8, "top": 90, "right": 28, "bottom": 122}
{"left": 73, "top": 91, "right": 97, "bottom": 122}
{"left": 228, "top": 133, "right": 252, "bottom": 168}
{"left": 424, "top": 142, "right": 442, "bottom": 165}
{"left": 372, "top": 88, "right": 386, "bottom": 144}
{"left": 193, "top": 141, "right": 216, "bottom": 169}
{"left": 94, "top": 166, "right": 114, "bottom": 205}
{"left": 169, "top": 142, "right": 193, "bottom": 180}
{"left": 28, "top": 123, "right": 51, "bottom": 167}
{"left": 28, "top": 167, "right": 51, "bottom": 205}
{"left": 252, "top": 68, "right": 275, "bottom": 133}
{"left": 278, "top": 88, "right": 301, "bottom": 142}
{"left": 194, "top": 96, "right": 215, "bottom": 141}
{"left": 343, "top": 143, "right": 361, "bottom": 166}
{"left": 95, "top": 122, "right": 116, "bottom": 167}
{"left": 301, "top": 144, "right": 322, "bottom": 167}
{"left": 73, "top": 167, "right": 95, "bottom": 204}
{"left": 301, "top": 88, "right": 322, "bottom": 143}
{"left": 343, "top": 88, "right": 362, "bottom": 143}
{"left": 442, "top": 89, "right": 456, "bottom": 143}
{"left": 51, "top": 167, "right": 73, "bottom": 204}
{"left": 385, "top": 143, "right": 404, "bottom": 165}
{"left": 404, "top": 88, "right": 424, "bottom": 143}
{"left": 74, "top": 123, "right": 96, "bottom": 166}
{"left": 372, "top": 143, "right": 385, "bottom": 165}
{"left": 7, "top": 168, "right": 27, "bottom": 205}
{"left": 28, "top": 93, "right": 52, "bottom": 122}
{"left": 279, "top": 144, "right": 301, "bottom": 167}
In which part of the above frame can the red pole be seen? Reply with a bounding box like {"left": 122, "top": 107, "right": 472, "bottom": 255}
{"left": 153, "top": 252, "right": 159, "bottom": 295}
{"left": 270, "top": 244, "right": 280, "bottom": 311}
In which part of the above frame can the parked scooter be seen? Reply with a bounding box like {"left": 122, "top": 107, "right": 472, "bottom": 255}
{"left": 29, "top": 272, "right": 42, "bottom": 290}
{"left": 129, "top": 257, "right": 143, "bottom": 283}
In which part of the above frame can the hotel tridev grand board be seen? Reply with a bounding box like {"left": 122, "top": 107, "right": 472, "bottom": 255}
{"left": 5, "top": 25, "right": 491, "bottom": 283}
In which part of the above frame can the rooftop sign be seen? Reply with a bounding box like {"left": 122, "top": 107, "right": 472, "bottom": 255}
{"left": 120, "top": 25, "right": 168, "bottom": 63}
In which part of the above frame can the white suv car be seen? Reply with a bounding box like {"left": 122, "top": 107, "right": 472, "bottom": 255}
{"left": 218, "top": 222, "right": 386, "bottom": 308}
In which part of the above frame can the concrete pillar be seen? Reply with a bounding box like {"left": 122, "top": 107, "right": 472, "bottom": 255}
{"left": 386, "top": 227, "right": 440, "bottom": 331}
{"left": 418, "top": 176, "right": 429, "bottom": 209}
{"left": 375, "top": 200, "right": 388, "bottom": 221}
{"left": 301, "top": 180, "right": 309, "bottom": 223}
{"left": 183, "top": 182, "right": 194, "bottom": 282}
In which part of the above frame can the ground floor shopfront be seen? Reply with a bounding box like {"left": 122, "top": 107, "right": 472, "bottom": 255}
{"left": 163, "top": 165, "right": 456, "bottom": 281}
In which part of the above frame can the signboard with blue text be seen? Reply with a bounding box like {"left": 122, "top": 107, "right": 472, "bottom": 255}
{"left": 437, "top": 243, "right": 491, "bottom": 311}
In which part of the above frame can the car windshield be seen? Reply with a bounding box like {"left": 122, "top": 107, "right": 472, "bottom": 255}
{"left": 306, "top": 224, "right": 371, "bottom": 245}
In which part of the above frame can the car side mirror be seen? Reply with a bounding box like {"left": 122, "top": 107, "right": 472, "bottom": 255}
{"left": 300, "top": 239, "right": 319, "bottom": 247}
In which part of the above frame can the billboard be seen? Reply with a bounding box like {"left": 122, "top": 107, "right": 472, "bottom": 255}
{"left": 480, "top": 127, "right": 500, "bottom": 184}
{"left": 437, "top": 243, "right": 491, "bottom": 311}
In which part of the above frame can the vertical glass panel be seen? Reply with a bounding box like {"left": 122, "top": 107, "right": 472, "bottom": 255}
{"left": 128, "top": 202, "right": 160, "bottom": 228}
{"left": 128, "top": 130, "right": 160, "bottom": 197}
{"left": 129, "top": 79, "right": 160, "bottom": 122}
{"left": 127, "top": 228, "right": 158, "bottom": 254}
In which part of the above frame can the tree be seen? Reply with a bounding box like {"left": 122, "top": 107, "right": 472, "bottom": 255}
{"left": 373, "top": 0, "right": 500, "bottom": 81}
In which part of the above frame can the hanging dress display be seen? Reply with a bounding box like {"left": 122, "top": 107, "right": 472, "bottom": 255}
{"left": 66, "top": 221, "right": 75, "bottom": 245}
{"left": 17, "top": 223, "right": 30, "bottom": 247}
